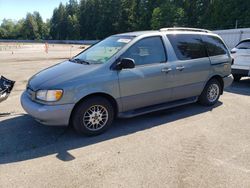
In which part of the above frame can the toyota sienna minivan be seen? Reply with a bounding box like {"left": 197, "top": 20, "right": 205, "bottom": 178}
{"left": 21, "top": 28, "right": 233, "bottom": 136}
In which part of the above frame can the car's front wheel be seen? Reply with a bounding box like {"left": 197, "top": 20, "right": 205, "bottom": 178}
{"left": 72, "top": 96, "right": 114, "bottom": 136}
{"left": 198, "top": 79, "right": 221, "bottom": 106}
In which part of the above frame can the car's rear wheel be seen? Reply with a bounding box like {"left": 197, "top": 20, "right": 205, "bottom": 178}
{"left": 198, "top": 79, "right": 221, "bottom": 106}
{"left": 233, "top": 74, "right": 242, "bottom": 82}
{"left": 72, "top": 96, "right": 114, "bottom": 136}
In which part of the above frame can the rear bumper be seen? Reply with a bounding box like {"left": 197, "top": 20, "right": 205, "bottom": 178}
{"left": 21, "top": 92, "right": 74, "bottom": 126}
{"left": 231, "top": 68, "right": 250, "bottom": 76}
{"left": 223, "top": 74, "right": 233, "bottom": 88}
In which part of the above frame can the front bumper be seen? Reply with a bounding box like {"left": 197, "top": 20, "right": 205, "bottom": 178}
{"left": 223, "top": 74, "right": 233, "bottom": 88}
{"left": 21, "top": 92, "right": 74, "bottom": 126}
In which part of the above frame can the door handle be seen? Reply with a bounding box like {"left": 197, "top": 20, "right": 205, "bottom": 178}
{"left": 176, "top": 66, "right": 185, "bottom": 71}
{"left": 162, "top": 67, "right": 172, "bottom": 73}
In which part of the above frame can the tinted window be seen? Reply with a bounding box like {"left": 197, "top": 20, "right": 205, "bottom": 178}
{"left": 202, "top": 35, "right": 228, "bottom": 56}
{"left": 121, "top": 37, "right": 166, "bottom": 66}
{"left": 236, "top": 40, "right": 250, "bottom": 49}
{"left": 167, "top": 34, "right": 207, "bottom": 60}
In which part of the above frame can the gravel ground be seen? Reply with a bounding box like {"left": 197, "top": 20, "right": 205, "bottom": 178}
{"left": 0, "top": 43, "right": 250, "bottom": 188}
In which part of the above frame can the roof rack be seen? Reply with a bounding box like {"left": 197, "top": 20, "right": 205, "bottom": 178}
{"left": 159, "top": 27, "right": 211, "bottom": 33}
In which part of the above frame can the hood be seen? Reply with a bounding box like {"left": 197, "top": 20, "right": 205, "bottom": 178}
{"left": 28, "top": 60, "right": 100, "bottom": 90}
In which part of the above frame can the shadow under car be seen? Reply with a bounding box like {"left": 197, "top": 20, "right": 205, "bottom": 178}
{"left": 0, "top": 102, "right": 222, "bottom": 164}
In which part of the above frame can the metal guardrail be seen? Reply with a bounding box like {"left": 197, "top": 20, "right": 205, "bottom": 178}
{"left": 0, "top": 39, "right": 99, "bottom": 45}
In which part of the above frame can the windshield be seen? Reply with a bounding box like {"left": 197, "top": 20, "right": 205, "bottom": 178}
{"left": 236, "top": 40, "right": 250, "bottom": 49}
{"left": 73, "top": 36, "right": 134, "bottom": 64}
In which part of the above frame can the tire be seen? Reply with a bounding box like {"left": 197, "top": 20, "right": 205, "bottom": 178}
{"left": 72, "top": 96, "right": 114, "bottom": 136}
{"left": 233, "top": 74, "right": 241, "bottom": 82}
{"left": 198, "top": 79, "right": 221, "bottom": 106}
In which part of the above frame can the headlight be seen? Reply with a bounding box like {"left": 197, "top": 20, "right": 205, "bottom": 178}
{"left": 36, "top": 90, "right": 63, "bottom": 102}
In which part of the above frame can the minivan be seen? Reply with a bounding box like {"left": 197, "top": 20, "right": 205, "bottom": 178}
{"left": 21, "top": 28, "right": 233, "bottom": 136}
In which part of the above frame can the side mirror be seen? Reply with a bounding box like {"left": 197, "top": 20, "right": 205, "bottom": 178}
{"left": 115, "top": 58, "right": 135, "bottom": 70}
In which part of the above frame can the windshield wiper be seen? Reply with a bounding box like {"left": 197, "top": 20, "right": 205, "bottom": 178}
{"left": 69, "top": 58, "right": 90, "bottom": 65}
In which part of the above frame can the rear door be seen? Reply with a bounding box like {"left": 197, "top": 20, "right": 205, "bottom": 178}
{"left": 167, "top": 34, "right": 211, "bottom": 100}
{"left": 118, "top": 36, "right": 174, "bottom": 112}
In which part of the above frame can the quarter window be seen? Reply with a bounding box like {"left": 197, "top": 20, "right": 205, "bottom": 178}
{"left": 167, "top": 34, "right": 207, "bottom": 60}
{"left": 121, "top": 36, "right": 167, "bottom": 66}
{"left": 202, "top": 35, "right": 228, "bottom": 56}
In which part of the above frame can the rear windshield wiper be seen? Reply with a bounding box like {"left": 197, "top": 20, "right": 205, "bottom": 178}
{"left": 69, "top": 58, "right": 90, "bottom": 65}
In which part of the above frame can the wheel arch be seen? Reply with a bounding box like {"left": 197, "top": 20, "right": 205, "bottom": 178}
{"left": 206, "top": 75, "right": 224, "bottom": 95}
{"left": 69, "top": 93, "right": 119, "bottom": 125}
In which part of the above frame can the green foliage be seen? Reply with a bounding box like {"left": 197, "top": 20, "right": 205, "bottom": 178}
{"left": 0, "top": 13, "right": 49, "bottom": 40}
{"left": 21, "top": 13, "right": 39, "bottom": 40}
{"left": 0, "top": 0, "right": 250, "bottom": 40}
{"left": 0, "top": 19, "right": 16, "bottom": 39}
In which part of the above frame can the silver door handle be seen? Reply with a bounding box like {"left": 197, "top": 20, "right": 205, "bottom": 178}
{"left": 176, "top": 66, "right": 185, "bottom": 71}
{"left": 162, "top": 67, "right": 172, "bottom": 73}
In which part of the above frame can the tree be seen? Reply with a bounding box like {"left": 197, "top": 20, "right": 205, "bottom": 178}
{"left": 50, "top": 3, "right": 67, "bottom": 39}
{"left": 151, "top": 1, "right": 184, "bottom": 29}
{"left": 21, "top": 13, "right": 39, "bottom": 40}
{"left": 95, "top": 0, "right": 121, "bottom": 38}
{"left": 33, "top": 11, "right": 49, "bottom": 39}
{"left": 65, "top": 0, "right": 80, "bottom": 39}
{"left": 116, "top": 0, "right": 131, "bottom": 33}
{"left": 66, "top": 14, "right": 80, "bottom": 39}
{"left": 79, "top": 0, "right": 100, "bottom": 39}
{"left": 1, "top": 0, "right": 250, "bottom": 40}
{"left": 0, "top": 19, "right": 16, "bottom": 39}
{"left": 66, "top": 0, "right": 79, "bottom": 15}
{"left": 151, "top": 7, "right": 163, "bottom": 29}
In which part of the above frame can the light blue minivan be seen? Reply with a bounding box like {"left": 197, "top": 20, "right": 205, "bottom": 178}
{"left": 21, "top": 28, "right": 233, "bottom": 135}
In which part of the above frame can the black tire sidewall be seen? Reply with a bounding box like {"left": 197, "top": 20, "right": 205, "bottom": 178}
{"left": 72, "top": 97, "right": 114, "bottom": 136}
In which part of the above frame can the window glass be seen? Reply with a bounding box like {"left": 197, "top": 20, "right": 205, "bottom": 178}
{"left": 236, "top": 40, "right": 250, "bottom": 49}
{"left": 202, "top": 35, "right": 228, "bottom": 56}
{"left": 121, "top": 36, "right": 166, "bottom": 66}
{"left": 74, "top": 36, "right": 134, "bottom": 64}
{"left": 167, "top": 34, "right": 207, "bottom": 60}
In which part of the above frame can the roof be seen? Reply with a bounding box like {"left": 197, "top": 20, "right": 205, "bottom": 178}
{"left": 114, "top": 27, "right": 212, "bottom": 37}
{"left": 114, "top": 30, "right": 160, "bottom": 37}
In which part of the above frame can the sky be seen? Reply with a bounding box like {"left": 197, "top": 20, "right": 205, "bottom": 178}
{"left": 0, "top": 0, "right": 70, "bottom": 23}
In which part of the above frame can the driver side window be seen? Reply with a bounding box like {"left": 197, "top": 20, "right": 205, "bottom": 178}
{"left": 121, "top": 36, "right": 167, "bottom": 66}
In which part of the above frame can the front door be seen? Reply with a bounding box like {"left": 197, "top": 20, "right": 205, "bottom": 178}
{"left": 117, "top": 36, "right": 174, "bottom": 112}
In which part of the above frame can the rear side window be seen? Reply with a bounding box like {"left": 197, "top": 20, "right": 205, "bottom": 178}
{"left": 122, "top": 36, "right": 167, "bottom": 66}
{"left": 236, "top": 40, "right": 250, "bottom": 49}
{"left": 202, "top": 35, "right": 228, "bottom": 56}
{"left": 167, "top": 34, "right": 207, "bottom": 60}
